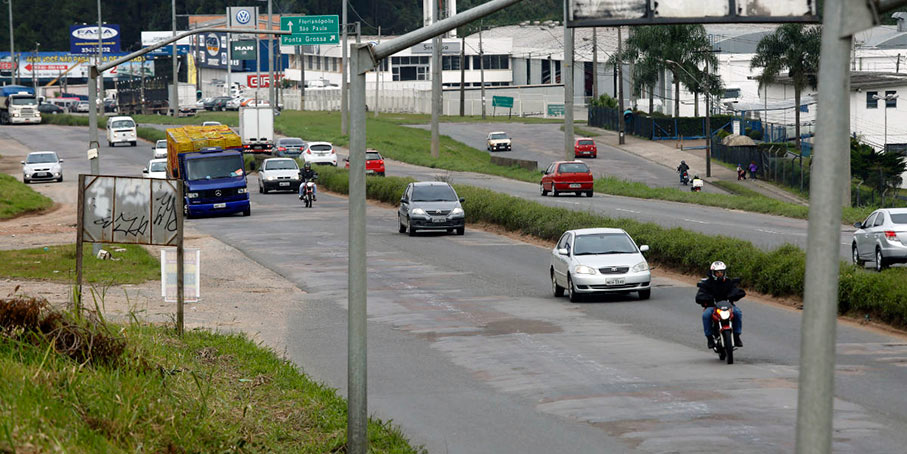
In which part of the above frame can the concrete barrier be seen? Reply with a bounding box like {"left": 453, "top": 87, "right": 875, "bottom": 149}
{"left": 490, "top": 155, "right": 538, "bottom": 172}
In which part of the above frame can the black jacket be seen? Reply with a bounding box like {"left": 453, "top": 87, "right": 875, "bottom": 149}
{"left": 677, "top": 163, "right": 690, "bottom": 174}
{"left": 300, "top": 168, "right": 317, "bottom": 181}
{"left": 695, "top": 276, "right": 745, "bottom": 307}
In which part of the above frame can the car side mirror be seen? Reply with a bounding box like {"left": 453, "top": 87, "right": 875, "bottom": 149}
{"left": 401, "top": 197, "right": 408, "bottom": 204}
{"left": 142, "top": 168, "right": 148, "bottom": 173}
{"left": 853, "top": 222, "right": 862, "bottom": 229}
{"left": 639, "top": 245, "right": 649, "bottom": 252}
{"left": 58, "top": 159, "right": 63, "bottom": 163}
{"left": 20, "top": 160, "right": 24, "bottom": 165}
{"left": 557, "top": 248, "right": 569, "bottom": 256}
{"left": 459, "top": 197, "right": 465, "bottom": 203}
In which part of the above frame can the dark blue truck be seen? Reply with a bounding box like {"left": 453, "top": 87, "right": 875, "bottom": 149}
{"left": 175, "top": 148, "right": 251, "bottom": 218}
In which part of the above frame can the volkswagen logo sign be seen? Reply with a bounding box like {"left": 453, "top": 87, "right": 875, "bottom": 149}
{"left": 235, "top": 9, "right": 252, "bottom": 25}
{"left": 214, "top": 190, "right": 222, "bottom": 197}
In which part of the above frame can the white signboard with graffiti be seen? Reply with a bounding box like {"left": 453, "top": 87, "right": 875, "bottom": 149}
{"left": 81, "top": 175, "right": 180, "bottom": 246}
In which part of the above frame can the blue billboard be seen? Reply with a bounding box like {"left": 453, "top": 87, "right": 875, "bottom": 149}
{"left": 70, "top": 24, "right": 121, "bottom": 54}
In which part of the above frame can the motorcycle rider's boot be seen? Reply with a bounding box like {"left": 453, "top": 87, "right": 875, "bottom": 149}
{"left": 707, "top": 336, "right": 715, "bottom": 349}
{"left": 733, "top": 334, "right": 743, "bottom": 348}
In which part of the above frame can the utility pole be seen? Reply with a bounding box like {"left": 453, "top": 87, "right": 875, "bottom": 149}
{"left": 171, "top": 0, "right": 177, "bottom": 116}
{"left": 617, "top": 26, "right": 624, "bottom": 145}
{"left": 267, "top": 0, "right": 274, "bottom": 112}
{"left": 431, "top": 0, "right": 442, "bottom": 158}
{"left": 374, "top": 26, "right": 381, "bottom": 117}
{"left": 226, "top": 7, "right": 231, "bottom": 97}
{"left": 459, "top": 35, "right": 465, "bottom": 116}
{"left": 297, "top": 45, "right": 304, "bottom": 110}
{"left": 592, "top": 27, "right": 598, "bottom": 99}
{"left": 8, "top": 0, "right": 14, "bottom": 85}
{"left": 97, "top": 0, "right": 105, "bottom": 103}
{"left": 563, "top": 1, "right": 574, "bottom": 160}
{"left": 341, "top": 0, "right": 348, "bottom": 134}
{"left": 705, "top": 57, "right": 711, "bottom": 177}
{"left": 32, "top": 42, "right": 38, "bottom": 95}
{"left": 479, "top": 20, "right": 485, "bottom": 119}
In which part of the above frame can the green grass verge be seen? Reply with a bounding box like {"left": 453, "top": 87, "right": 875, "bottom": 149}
{"left": 0, "top": 244, "right": 159, "bottom": 284}
{"left": 133, "top": 112, "right": 240, "bottom": 127}
{"left": 560, "top": 124, "right": 601, "bottom": 138}
{"left": 317, "top": 165, "right": 907, "bottom": 329}
{"left": 0, "top": 174, "right": 54, "bottom": 219}
{"left": 0, "top": 310, "right": 422, "bottom": 453}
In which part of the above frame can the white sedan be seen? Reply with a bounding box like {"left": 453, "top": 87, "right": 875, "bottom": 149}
{"left": 302, "top": 141, "right": 338, "bottom": 166}
{"left": 550, "top": 228, "right": 651, "bottom": 302}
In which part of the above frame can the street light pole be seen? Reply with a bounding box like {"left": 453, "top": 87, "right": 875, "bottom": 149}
{"left": 430, "top": 0, "right": 441, "bottom": 158}
{"left": 171, "top": 0, "right": 177, "bottom": 117}
{"left": 341, "top": 0, "right": 348, "bottom": 134}
{"left": 267, "top": 0, "right": 274, "bottom": 112}
{"left": 97, "top": 0, "right": 105, "bottom": 103}
{"left": 32, "top": 41, "right": 37, "bottom": 95}
{"left": 7, "top": 0, "right": 14, "bottom": 85}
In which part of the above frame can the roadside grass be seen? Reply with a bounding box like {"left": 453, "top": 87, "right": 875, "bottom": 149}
{"left": 317, "top": 164, "right": 907, "bottom": 329}
{"left": 0, "top": 244, "right": 159, "bottom": 284}
{"left": 0, "top": 296, "right": 423, "bottom": 453}
{"left": 559, "top": 124, "right": 601, "bottom": 138}
{"left": 0, "top": 174, "right": 54, "bottom": 219}
{"left": 133, "top": 112, "right": 239, "bottom": 127}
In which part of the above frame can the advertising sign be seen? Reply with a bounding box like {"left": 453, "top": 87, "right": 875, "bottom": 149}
{"left": 280, "top": 15, "right": 340, "bottom": 45}
{"left": 1, "top": 52, "right": 143, "bottom": 79}
{"left": 161, "top": 248, "right": 200, "bottom": 303}
{"left": 196, "top": 33, "right": 241, "bottom": 70}
{"left": 141, "top": 31, "right": 191, "bottom": 55}
{"left": 70, "top": 24, "right": 121, "bottom": 54}
{"left": 228, "top": 6, "right": 259, "bottom": 29}
{"left": 410, "top": 40, "right": 462, "bottom": 55}
{"left": 247, "top": 73, "right": 284, "bottom": 88}
{"left": 231, "top": 40, "right": 257, "bottom": 60}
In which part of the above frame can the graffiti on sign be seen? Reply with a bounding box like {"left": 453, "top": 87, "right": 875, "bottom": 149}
{"left": 81, "top": 175, "right": 180, "bottom": 246}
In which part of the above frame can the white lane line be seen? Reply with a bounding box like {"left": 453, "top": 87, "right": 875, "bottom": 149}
{"left": 682, "top": 218, "right": 709, "bottom": 224}
{"left": 756, "top": 228, "right": 783, "bottom": 235}
{"left": 615, "top": 208, "right": 641, "bottom": 213}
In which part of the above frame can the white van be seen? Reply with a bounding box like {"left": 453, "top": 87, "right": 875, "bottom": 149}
{"left": 106, "top": 116, "right": 137, "bottom": 147}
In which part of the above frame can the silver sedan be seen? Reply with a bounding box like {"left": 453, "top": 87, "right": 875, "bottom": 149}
{"left": 550, "top": 228, "right": 651, "bottom": 302}
{"left": 852, "top": 208, "right": 907, "bottom": 271}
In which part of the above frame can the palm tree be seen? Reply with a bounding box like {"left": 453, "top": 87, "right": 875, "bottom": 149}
{"left": 750, "top": 24, "right": 822, "bottom": 154}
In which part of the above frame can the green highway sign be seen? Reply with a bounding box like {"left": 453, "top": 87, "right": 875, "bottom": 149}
{"left": 547, "top": 103, "right": 566, "bottom": 117}
{"left": 281, "top": 15, "right": 340, "bottom": 45}
{"left": 492, "top": 96, "right": 514, "bottom": 109}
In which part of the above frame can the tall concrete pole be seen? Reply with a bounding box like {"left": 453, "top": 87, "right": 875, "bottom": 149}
{"left": 563, "top": 0, "right": 574, "bottom": 160}
{"left": 479, "top": 21, "right": 485, "bottom": 119}
{"left": 705, "top": 58, "right": 711, "bottom": 177}
{"left": 592, "top": 27, "right": 598, "bottom": 99}
{"left": 171, "top": 0, "right": 178, "bottom": 116}
{"left": 88, "top": 68, "right": 99, "bottom": 175}
{"left": 795, "top": 0, "right": 851, "bottom": 452}
{"left": 226, "top": 7, "right": 231, "bottom": 97}
{"left": 374, "top": 26, "right": 380, "bottom": 117}
{"left": 8, "top": 0, "right": 14, "bottom": 85}
{"left": 97, "top": 0, "right": 105, "bottom": 103}
{"left": 298, "top": 45, "right": 304, "bottom": 110}
{"left": 617, "top": 26, "right": 624, "bottom": 145}
{"left": 341, "top": 0, "right": 348, "bottom": 134}
{"left": 459, "top": 35, "right": 465, "bottom": 116}
{"left": 267, "top": 0, "right": 274, "bottom": 111}
{"left": 431, "top": 0, "right": 441, "bottom": 158}
{"left": 31, "top": 42, "right": 37, "bottom": 95}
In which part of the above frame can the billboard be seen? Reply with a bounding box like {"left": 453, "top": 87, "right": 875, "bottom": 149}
{"left": 141, "top": 31, "right": 192, "bottom": 56}
{"left": 70, "top": 24, "right": 121, "bottom": 54}
{"left": 568, "top": 0, "right": 818, "bottom": 26}
{"left": 195, "top": 32, "right": 243, "bottom": 70}
{"left": 228, "top": 6, "right": 259, "bottom": 29}
{"left": 231, "top": 40, "right": 257, "bottom": 60}
{"left": 0, "top": 52, "right": 147, "bottom": 79}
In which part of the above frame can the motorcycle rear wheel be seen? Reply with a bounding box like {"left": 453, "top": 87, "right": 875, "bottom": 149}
{"left": 722, "top": 330, "right": 734, "bottom": 364}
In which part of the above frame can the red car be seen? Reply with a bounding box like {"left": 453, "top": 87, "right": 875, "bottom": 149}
{"left": 540, "top": 161, "right": 594, "bottom": 197}
{"left": 574, "top": 138, "right": 597, "bottom": 158}
{"left": 344, "top": 149, "right": 386, "bottom": 176}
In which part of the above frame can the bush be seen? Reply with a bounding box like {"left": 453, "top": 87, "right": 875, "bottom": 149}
{"left": 716, "top": 129, "right": 731, "bottom": 140}
{"left": 747, "top": 128, "right": 764, "bottom": 140}
{"left": 316, "top": 165, "right": 907, "bottom": 329}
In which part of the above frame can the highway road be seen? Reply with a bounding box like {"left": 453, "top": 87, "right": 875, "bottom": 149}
{"left": 4, "top": 123, "right": 907, "bottom": 453}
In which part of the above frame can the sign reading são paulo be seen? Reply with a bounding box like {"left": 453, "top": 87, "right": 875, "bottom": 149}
{"left": 280, "top": 15, "right": 340, "bottom": 45}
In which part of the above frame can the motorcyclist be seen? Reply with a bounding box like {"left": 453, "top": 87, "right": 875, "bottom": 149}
{"left": 695, "top": 261, "right": 745, "bottom": 349}
{"left": 298, "top": 162, "right": 318, "bottom": 201}
{"left": 677, "top": 160, "right": 690, "bottom": 183}
{"left": 690, "top": 174, "right": 704, "bottom": 191}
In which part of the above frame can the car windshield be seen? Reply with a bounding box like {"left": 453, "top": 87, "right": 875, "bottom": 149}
{"left": 490, "top": 133, "right": 508, "bottom": 140}
{"left": 578, "top": 140, "right": 594, "bottom": 146}
{"left": 366, "top": 152, "right": 381, "bottom": 161}
{"left": 573, "top": 233, "right": 638, "bottom": 255}
{"left": 558, "top": 163, "right": 590, "bottom": 173}
{"left": 891, "top": 213, "right": 907, "bottom": 224}
{"left": 185, "top": 155, "right": 244, "bottom": 180}
{"left": 280, "top": 138, "right": 304, "bottom": 146}
{"left": 412, "top": 185, "right": 457, "bottom": 202}
{"left": 310, "top": 144, "right": 332, "bottom": 152}
{"left": 111, "top": 120, "right": 135, "bottom": 129}
{"left": 149, "top": 161, "right": 167, "bottom": 172}
{"left": 11, "top": 97, "right": 36, "bottom": 105}
{"left": 26, "top": 153, "right": 58, "bottom": 164}
{"left": 155, "top": 140, "right": 167, "bottom": 148}
{"left": 265, "top": 160, "right": 297, "bottom": 170}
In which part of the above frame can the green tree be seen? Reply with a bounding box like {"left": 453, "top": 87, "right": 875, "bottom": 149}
{"left": 750, "top": 24, "right": 821, "bottom": 155}
{"left": 851, "top": 138, "right": 907, "bottom": 204}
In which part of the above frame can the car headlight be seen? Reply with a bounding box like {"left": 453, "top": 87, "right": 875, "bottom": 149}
{"left": 266, "top": 175, "right": 276, "bottom": 181}
{"left": 451, "top": 207, "right": 464, "bottom": 216}
{"left": 574, "top": 265, "right": 597, "bottom": 275}
{"left": 631, "top": 261, "right": 649, "bottom": 273}
{"left": 187, "top": 192, "right": 199, "bottom": 198}
{"left": 237, "top": 188, "right": 248, "bottom": 194}
{"left": 412, "top": 208, "right": 427, "bottom": 216}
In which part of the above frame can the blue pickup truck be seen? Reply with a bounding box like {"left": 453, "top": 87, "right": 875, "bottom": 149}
{"left": 176, "top": 148, "right": 251, "bottom": 218}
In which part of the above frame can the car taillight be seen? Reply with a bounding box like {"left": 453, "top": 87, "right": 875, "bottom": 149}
{"left": 885, "top": 231, "right": 900, "bottom": 241}
{"left": 306, "top": 149, "right": 311, "bottom": 154}
{"left": 331, "top": 149, "right": 335, "bottom": 154}
{"left": 278, "top": 147, "right": 287, "bottom": 151}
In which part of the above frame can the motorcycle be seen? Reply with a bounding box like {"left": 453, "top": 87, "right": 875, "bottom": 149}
{"left": 690, "top": 178, "right": 703, "bottom": 192}
{"left": 709, "top": 300, "right": 738, "bottom": 364}
{"left": 299, "top": 178, "right": 317, "bottom": 208}
{"left": 680, "top": 171, "right": 690, "bottom": 186}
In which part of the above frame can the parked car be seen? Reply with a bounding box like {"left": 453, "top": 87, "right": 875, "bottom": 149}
{"left": 178, "top": 105, "right": 197, "bottom": 117}
{"left": 38, "top": 103, "right": 64, "bottom": 114}
{"left": 152, "top": 139, "right": 168, "bottom": 159}
{"left": 574, "top": 138, "right": 597, "bottom": 158}
{"left": 142, "top": 158, "right": 168, "bottom": 179}
{"left": 209, "top": 96, "right": 231, "bottom": 111}
{"left": 550, "top": 228, "right": 651, "bottom": 302}
{"left": 103, "top": 99, "right": 118, "bottom": 113}
{"left": 21, "top": 151, "right": 63, "bottom": 183}
{"left": 201, "top": 121, "right": 222, "bottom": 127}
{"left": 344, "top": 149, "right": 385, "bottom": 176}
{"left": 258, "top": 158, "right": 301, "bottom": 193}
{"left": 540, "top": 160, "right": 594, "bottom": 197}
{"left": 397, "top": 181, "right": 466, "bottom": 236}
{"left": 196, "top": 97, "right": 211, "bottom": 110}
{"left": 226, "top": 97, "right": 243, "bottom": 110}
{"left": 486, "top": 131, "right": 512, "bottom": 152}
{"left": 275, "top": 137, "right": 306, "bottom": 157}
{"left": 74, "top": 101, "right": 91, "bottom": 113}
{"left": 852, "top": 208, "right": 907, "bottom": 271}
{"left": 302, "top": 141, "right": 338, "bottom": 166}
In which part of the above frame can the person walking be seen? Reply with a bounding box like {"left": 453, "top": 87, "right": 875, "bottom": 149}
{"left": 736, "top": 163, "right": 746, "bottom": 180}
{"left": 748, "top": 161, "right": 758, "bottom": 180}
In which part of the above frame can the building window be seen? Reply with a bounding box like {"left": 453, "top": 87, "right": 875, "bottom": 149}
{"left": 307, "top": 55, "right": 313, "bottom": 68}
{"left": 390, "top": 55, "right": 429, "bottom": 81}
{"left": 886, "top": 90, "right": 898, "bottom": 108}
{"left": 867, "top": 91, "right": 878, "bottom": 109}
{"left": 542, "top": 59, "right": 551, "bottom": 84}
{"left": 442, "top": 55, "right": 462, "bottom": 71}
{"left": 554, "top": 60, "right": 561, "bottom": 83}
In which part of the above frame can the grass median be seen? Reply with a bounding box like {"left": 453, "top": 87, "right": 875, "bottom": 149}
{"left": 0, "top": 295, "right": 422, "bottom": 453}
{"left": 0, "top": 244, "right": 158, "bottom": 284}
{"left": 0, "top": 174, "right": 54, "bottom": 219}
{"left": 318, "top": 164, "right": 907, "bottom": 329}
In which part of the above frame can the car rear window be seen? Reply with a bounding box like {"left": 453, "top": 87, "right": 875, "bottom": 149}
{"left": 891, "top": 213, "right": 907, "bottom": 224}
{"left": 366, "top": 152, "right": 381, "bottom": 161}
{"left": 558, "top": 163, "right": 590, "bottom": 173}
{"left": 310, "top": 144, "right": 332, "bottom": 152}
{"left": 280, "top": 138, "right": 305, "bottom": 146}
{"left": 578, "top": 140, "right": 594, "bottom": 146}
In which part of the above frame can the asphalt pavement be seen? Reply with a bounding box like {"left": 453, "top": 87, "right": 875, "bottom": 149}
{"left": 3, "top": 123, "right": 907, "bottom": 453}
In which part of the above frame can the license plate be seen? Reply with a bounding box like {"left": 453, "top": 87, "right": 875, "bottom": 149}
{"left": 213, "top": 203, "right": 226, "bottom": 209}
{"left": 569, "top": 183, "right": 581, "bottom": 188}
{"left": 431, "top": 216, "right": 446, "bottom": 223}
{"left": 37, "top": 172, "right": 48, "bottom": 177}
{"left": 606, "top": 278, "right": 625, "bottom": 286}
{"left": 366, "top": 170, "right": 375, "bottom": 174}
{"left": 279, "top": 182, "right": 290, "bottom": 186}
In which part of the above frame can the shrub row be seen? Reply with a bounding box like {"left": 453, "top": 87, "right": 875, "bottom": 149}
{"left": 317, "top": 165, "right": 907, "bottom": 329}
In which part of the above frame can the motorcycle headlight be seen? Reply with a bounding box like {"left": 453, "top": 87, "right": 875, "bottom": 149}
{"left": 187, "top": 192, "right": 199, "bottom": 199}
{"left": 237, "top": 188, "right": 248, "bottom": 194}
{"left": 574, "top": 265, "right": 597, "bottom": 275}
{"left": 451, "top": 207, "right": 464, "bottom": 216}
{"left": 631, "top": 261, "right": 649, "bottom": 273}
{"left": 412, "top": 208, "right": 427, "bottom": 216}
{"left": 718, "top": 309, "right": 732, "bottom": 320}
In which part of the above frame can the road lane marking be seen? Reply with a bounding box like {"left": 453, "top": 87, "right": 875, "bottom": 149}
{"left": 615, "top": 208, "right": 641, "bottom": 214}
{"left": 682, "top": 218, "right": 709, "bottom": 224}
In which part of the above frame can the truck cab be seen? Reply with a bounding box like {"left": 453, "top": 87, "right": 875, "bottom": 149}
{"left": 176, "top": 147, "right": 250, "bottom": 218}
{"left": 0, "top": 85, "right": 41, "bottom": 125}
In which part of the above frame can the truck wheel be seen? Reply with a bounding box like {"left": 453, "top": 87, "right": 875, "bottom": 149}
{"left": 131, "top": 141, "right": 136, "bottom": 147}
{"left": 242, "top": 207, "right": 251, "bottom": 217}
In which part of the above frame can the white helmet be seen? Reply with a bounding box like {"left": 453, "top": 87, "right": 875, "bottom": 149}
{"left": 710, "top": 261, "right": 727, "bottom": 278}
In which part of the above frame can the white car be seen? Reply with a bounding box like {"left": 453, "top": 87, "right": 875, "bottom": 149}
{"left": 852, "top": 208, "right": 907, "bottom": 271}
{"left": 550, "top": 228, "right": 651, "bottom": 302}
{"left": 22, "top": 151, "right": 63, "bottom": 183}
{"left": 74, "top": 101, "right": 90, "bottom": 113}
{"left": 226, "top": 98, "right": 243, "bottom": 110}
{"left": 106, "top": 116, "right": 137, "bottom": 147}
{"left": 196, "top": 97, "right": 211, "bottom": 110}
{"left": 302, "top": 141, "right": 337, "bottom": 166}
{"left": 152, "top": 139, "right": 168, "bottom": 159}
{"left": 202, "top": 121, "right": 222, "bottom": 127}
{"left": 258, "top": 158, "right": 301, "bottom": 193}
{"left": 143, "top": 158, "right": 168, "bottom": 179}
{"left": 487, "top": 131, "right": 512, "bottom": 152}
